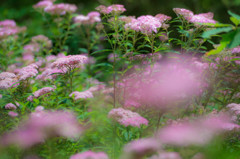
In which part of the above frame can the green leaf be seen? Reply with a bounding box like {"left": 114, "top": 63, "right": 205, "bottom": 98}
{"left": 228, "top": 11, "right": 240, "bottom": 20}
{"left": 91, "top": 49, "right": 112, "bottom": 55}
{"left": 202, "top": 27, "right": 233, "bottom": 38}
{"left": 229, "top": 29, "right": 240, "bottom": 48}
{"left": 230, "top": 17, "right": 240, "bottom": 26}
{"left": 206, "top": 30, "right": 236, "bottom": 56}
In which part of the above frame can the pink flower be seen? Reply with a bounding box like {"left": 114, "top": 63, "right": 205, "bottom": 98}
{"left": 23, "top": 43, "right": 40, "bottom": 52}
{"left": 36, "top": 68, "right": 64, "bottom": 80}
{"left": 0, "top": 94, "right": 2, "bottom": 98}
{"left": 18, "top": 64, "right": 38, "bottom": 81}
{"left": 27, "top": 95, "right": 34, "bottom": 102}
{"left": 125, "top": 15, "right": 162, "bottom": 34}
{"left": 189, "top": 13, "right": 216, "bottom": 24}
{"left": 69, "top": 90, "right": 93, "bottom": 100}
{"left": 35, "top": 106, "right": 44, "bottom": 112}
{"left": 0, "top": 77, "right": 18, "bottom": 90}
{"left": 31, "top": 35, "right": 52, "bottom": 48}
{"left": 149, "top": 152, "right": 182, "bottom": 159}
{"left": 108, "top": 108, "right": 148, "bottom": 127}
{"left": 33, "top": 86, "right": 55, "bottom": 98}
{"left": 44, "top": 3, "right": 77, "bottom": 15}
{"left": 74, "top": 11, "right": 101, "bottom": 25}
{"left": 157, "top": 114, "right": 239, "bottom": 146}
{"left": 5, "top": 103, "right": 17, "bottom": 110}
{"left": 51, "top": 55, "right": 88, "bottom": 71}
{"left": 70, "top": 151, "right": 109, "bottom": 159}
{"left": 173, "top": 8, "right": 194, "bottom": 20}
{"left": 155, "top": 14, "right": 172, "bottom": 23}
{"left": 227, "top": 103, "right": 240, "bottom": 115}
{"left": 96, "top": 4, "right": 126, "bottom": 14}
{"left": 231, "top": 46, "right": 240, "bottom": 54}
{"left": 33, "top": 1, "right": 53, "bottom": 10}
{"left": 123, "top": 138, "right": 160, "bottom": 157}
{"left": 0, "top": 72, "right": 16, "bottom": 80}
{"left": 2, "top": 110, "right": 83, "bottom": 148}
{"left": 8, "top": 111, "right": 18, "bottom": 117}
{"left": 0, "top": 19, "right": 16, "bottom": 27}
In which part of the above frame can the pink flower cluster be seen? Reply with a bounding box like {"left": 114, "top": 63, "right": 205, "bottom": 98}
{"left": 31, "top": 35, "right": 52, "bottom": 48}
{"left": 123, "top": 138, "right": 160, "bottom": 158}
{"left": 0, "top": 72, "right": 18, "bottom": 89}
{"left": 1, "top": 110, "right": 83, "bottom": 148}
{"left": 149, "top": 152, "right": 182, "bottom": 159}
{"left": 36, "top": 68, "right": 64, "bottom": 81}
{"left": 0, "top": 19, "right": 26, "bottom": 39}
{"left": 157, "top": 114, "right": 239, "bottom": 146}
{"left": 96, "top": 4, "right": 126, "bottom": 14}
{"left": 108, "top": 108, "right": 148, "bottom": 127}
{"left": 44, "top": 3, "right": 77, "bottom": 15}
{"left": 33, "top": 1, "right": 53, "bottom": 10}
{"left": 125, "top": 15, "right": 162, "bottom": 34}
{"left": 51, "top": 55, "right": 88, "bottom": 71}
{"left": 5, "top": 103, "right": 18, "bottom": 110}
{"left": 17, "top": 64, "right": 38, "bottom": 81}
{"left": 231, "top": 46, "right": 240, "bottom": 54}
{"left": 121, "top": 61, "right": 206, "bottom": 109}
{"left": 70, "top": 151, "right": 109, "bottom": 159}
{"left": 227, "top": 103, "right": 240, "bottom": 115}
{"left": 173, "top": 8, "right": 216, "bottom": 25}
{"left": 74, "top": 11, "right": 101, "bottom": 25}
{"left": 155, "top": 14, "right": 172, "bottom": 23}
{"left": 33, "top": 86, "right": 55, "bottom": 98}
{"left": 69, "top": 90, "right": 93, "bottom": 100}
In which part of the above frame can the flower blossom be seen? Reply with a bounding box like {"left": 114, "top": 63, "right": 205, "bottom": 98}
{"left": 33, "top": 1, "right": 53, "bottom": 10}
{"left": 18, "top": 64, "right": 38, "bottom": 81}
{"left": 155, "top": 14, "right": 172, "bottom": 23}
{"left": 51, "top": 55, "right": 88, "bottom": 71}
{"left": 8, "top": 111, "right": 18, "bottom": 117}
{"left": 33, "top": 86, "right": 55, "bottom": 98}
{"left": 0, "top": 72, "right": 16, "bottom": 80}
{"left": 31, "top": 35, "right": 52, "bottom": 48}
{"left": 0, "top": 20, "right": 16, "bottom": 27}
{"left": 108, "top": 108, "right": 148, "bottom": 127}
{"left": 125, "top": 15, "right": 162, "bottom": 34}
{"left": 70, "top": 151, "right": 109, "bottom": 159}
{"left": 74, "top": 11, "right": 101, "bottom": 25}
{"left": 96, "top": 4, "right": 126, "bottom": 14}
{"left": 122, "top": 138, "right": 160, "bottom": 158}
{"left": 231, "top": 46, "right": 240, "bottom": 54}
{"left": 69, "top": 90, "right": 93, "bottom": 100}
{"left": 1, "top": 110, "right": 83, "bottom": 148}
{"left": 149, "top": 152, "right": 182, "bottom": 159}
{"left": 157, "top": 114, "right": 240, "bottom": 146}
{"left": 173, "top": 8, "right": 216, "bottom": 25}
{"left": 5, "top": 103, "right": 17, "bottom": 110}
{"left": 44, "top": 3, "right": 77, "bottom": 15}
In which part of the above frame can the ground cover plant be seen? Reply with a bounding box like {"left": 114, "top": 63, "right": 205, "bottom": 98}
{"left": 1, "top": 1, "right": 240, "bottom": 159}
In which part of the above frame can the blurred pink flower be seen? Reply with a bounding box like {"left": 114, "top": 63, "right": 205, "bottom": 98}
{"left": 108, "top": 108, "right": 148, "bottom": 127}
{"left": 70, "top": 151, "right": 109, "bottom": 159}
{"left": 125, "top": 15, "right": 162, "bottom": 34}
{"left": 33, "top": 86, "right": 55, "bottom": 98}
{"left": 69, "top": 90, "right": 93, "bottom": 100}
{"left": 96, "top": 4, "right": 126, "bottom": 14}
{"left": 8, "top": 111, "right": 18, "bottom": 117}
{"left": 44, "top": 3, "right": 77, "bottom": 15}
{"left": 2, "top": 110, "right": 83, "bottom": 148}
{"left": 51, "top": 55, "right": 88, "bottom": 71}
{"left": 123, "top": 138, "right": 160, "bottom": 158}
{"left": 157, "top": 114, "right": 239, "bottom": 146}
{"left": 5, "top": 103, "right": 17, "bottom": 110}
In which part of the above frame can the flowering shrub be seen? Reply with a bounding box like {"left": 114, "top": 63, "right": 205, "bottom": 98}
{"left": 0, "top": 2, "right": 240, "bottom": 159}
